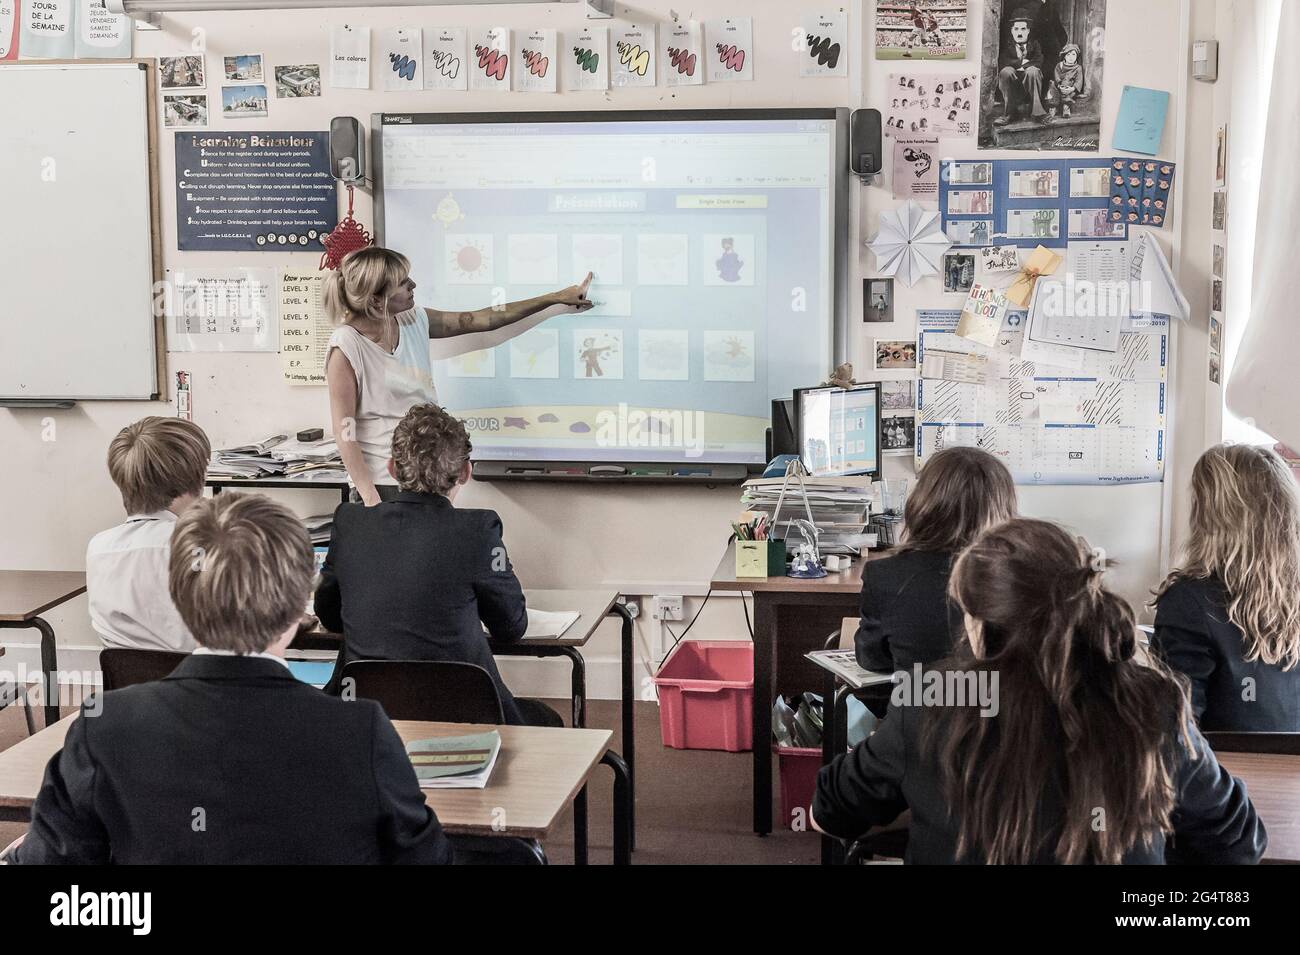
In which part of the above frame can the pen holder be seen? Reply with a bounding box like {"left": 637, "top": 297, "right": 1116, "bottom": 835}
{"left": 736, "top": 539, "right": 786, "bottom": 578}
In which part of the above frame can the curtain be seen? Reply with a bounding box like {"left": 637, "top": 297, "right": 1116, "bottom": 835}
{"left": 1224, "top": 0, "right": 1296, "bottom": 445}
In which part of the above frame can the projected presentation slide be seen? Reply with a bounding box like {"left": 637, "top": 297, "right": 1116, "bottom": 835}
{"left": 378, "top": 112, "right": 841, "bottom": 464}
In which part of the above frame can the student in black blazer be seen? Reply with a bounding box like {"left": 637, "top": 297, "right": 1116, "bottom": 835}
{"left": 855, "top": 447, "right": 1017, "bottom": 673}
{"left": 1153, "top": 444, "right": 1300, "bottom": 731}
{"left": 816, "top": 519, "right": 1266, "bottom": 864}
{"left": 13, "top": 494, "right": 454, "bottom": 865}
{"left": 315, "top": 403, "right": 560, "bottom": 728}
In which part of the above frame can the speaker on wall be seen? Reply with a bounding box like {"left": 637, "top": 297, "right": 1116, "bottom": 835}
{"left": 329, "top": 116, "right": 365, "bottom": 183}
{"left": 850, "top": 108, "right": 883, "bottom": 180}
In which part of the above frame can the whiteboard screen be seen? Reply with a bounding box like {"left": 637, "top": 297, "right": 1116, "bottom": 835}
{"left": 375, "top": 109, "right": 847, "bottom": 465}
{"left": 0, "top": 63, "right": 158, "bottom": 399}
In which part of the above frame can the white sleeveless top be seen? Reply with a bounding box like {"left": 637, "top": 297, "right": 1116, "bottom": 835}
{"left": 327, "top": 307, "right": 437, "bottom": 486}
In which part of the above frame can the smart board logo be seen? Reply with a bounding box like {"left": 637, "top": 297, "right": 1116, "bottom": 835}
{"left": 49, "top": 885, "right": 152, "bottom": 936}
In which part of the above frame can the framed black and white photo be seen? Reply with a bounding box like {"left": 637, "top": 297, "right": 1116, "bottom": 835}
{"left": 863, "top": 278, "right": 895, "bottom": 323}
{"left": 977, "top": 0, "right": 1106, "bottom": 151}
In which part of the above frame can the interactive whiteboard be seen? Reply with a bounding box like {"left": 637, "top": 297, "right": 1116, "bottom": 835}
{"left": 374, "top": 108, "right": 849, "bottom": 466}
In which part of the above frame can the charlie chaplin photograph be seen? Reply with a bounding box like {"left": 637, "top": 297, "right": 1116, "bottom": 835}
{"left": 978, "top": 0, "right": 1107, "bottom": 151}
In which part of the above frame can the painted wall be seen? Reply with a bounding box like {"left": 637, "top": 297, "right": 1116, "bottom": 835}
{"left": 0, "top": 1, "right": 1217, "bottom": 699}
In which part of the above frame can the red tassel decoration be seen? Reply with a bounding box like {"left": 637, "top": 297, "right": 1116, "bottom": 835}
{"left": 320, "top": 184, "right": 373, "bottom": 270}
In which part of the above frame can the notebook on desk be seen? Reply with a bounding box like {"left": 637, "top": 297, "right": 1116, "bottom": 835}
{"left": 483, "top": 608, "right": 580, "bottom": 640}
{"left": 406, "top": 730, "right": 502, "bottom": 789}
{"left": 805, "top": 649, "right": 895, "bottom": 689}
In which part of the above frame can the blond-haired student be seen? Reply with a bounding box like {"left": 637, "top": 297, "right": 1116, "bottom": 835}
{"left": 85, "top": 416, "right": 211, "bottom": 653}
{"left": 15, "top": 494, "right": 454, "bottom": 864}
{"left": 1153, "top": 443, "right": 1300, "bottom": 731}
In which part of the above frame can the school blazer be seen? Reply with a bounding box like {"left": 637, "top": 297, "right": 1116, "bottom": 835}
{"left": 14, "top": 654, "right": 453, "bottom": 865}
{"left": 1153, "top": 576, "right": 1300, "bottom": 732}
{"left": 855, "top": 549, "right": 964, "bottom": 673}
{"left": 314, "top": 491, "right": 528, "bottom": 723}
{"left": 813, "top": 703, "right": 1266, "bottom": 865}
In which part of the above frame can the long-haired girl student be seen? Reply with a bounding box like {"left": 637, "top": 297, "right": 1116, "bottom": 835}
{"left": 1154, "top": 443, "right": 1300, "bottom": 731}
{"left": 854, "top": 446, "right": 1017, "bottom": 673}
{"left": 816, "top": 519, "right": 1265, "bottom": 864}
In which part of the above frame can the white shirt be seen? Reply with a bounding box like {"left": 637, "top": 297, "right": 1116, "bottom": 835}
{"left": 327, "top": 306, "right": 437, "bottom": 487}
{"left": 191, "top": 646, "right": 291, "bottom": 672}
{"left": 86, "top": 511, "right": 198, "bottom": 653}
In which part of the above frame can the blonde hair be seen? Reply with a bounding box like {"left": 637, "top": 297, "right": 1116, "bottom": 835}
{"left": 323, "top": 247, "right": 410, "bottom": 325}
{"left": 391, "top": 403, "right": 471, "bottom": 495}
{"left": 107, "top": 417, "right": 211, "bottom": 515}
{"left": 1157, "top": 443, "right": 1300, "bottom": 670}
{"left": 169, "top": 494, "right": 314, "bottom": 654}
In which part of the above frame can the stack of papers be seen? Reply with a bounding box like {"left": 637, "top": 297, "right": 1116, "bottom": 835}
{"left": 740, "top": 476, "right": 873, "bottom": 554}
{"left": 484, "top": 608, "right": 580, "bottom": 640}
{"left": 207, "top": 434, "right": 345, "bottom": 482}
{"left": 303, "top": 514, "right": 333, "bottom": 545}
{"left": 406, "top": 730, "right": 502, "bottom": 789}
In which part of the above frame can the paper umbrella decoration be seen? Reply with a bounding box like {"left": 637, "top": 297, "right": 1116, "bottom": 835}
{"left": 867, "top": 200, "right": 952, "bottom": 288}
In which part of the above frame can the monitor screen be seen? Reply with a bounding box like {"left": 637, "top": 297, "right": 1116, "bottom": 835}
{"left": 795, "top": 383, "right": 881, "bottom": 478}
{"left": 375, "top": 109, "right": 847, "bottom": 466}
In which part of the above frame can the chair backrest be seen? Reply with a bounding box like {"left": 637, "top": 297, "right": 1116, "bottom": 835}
{"left": 99, "top": 648, "right": 188, "bottom": 692}
{"left": 1203, "top": 731, "right": 1300, "bottom": 756}
{"left": 340, "top": 660, "right": 506, "bottom": 724}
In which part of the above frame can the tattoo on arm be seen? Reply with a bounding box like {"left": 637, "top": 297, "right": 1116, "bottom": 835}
{"left": 457, "top": 311, "right": 477, "bottom": 331}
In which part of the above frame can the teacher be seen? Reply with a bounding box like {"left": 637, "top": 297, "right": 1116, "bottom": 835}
{"left": 324, "top": 247, "right": 593, "bottom": 504}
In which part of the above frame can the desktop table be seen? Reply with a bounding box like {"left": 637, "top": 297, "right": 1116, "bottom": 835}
{"left": 294, "top": 586, "right": 637, "bottom": 862}
{"left": 207, "top": 476, "right": 351, "bottom": 505}
{"left": 0, "top": 571, "right": 87, "bottom": 728}
{"left": 0, "top": 715, "right": 632, "bottom": 865}
{"left": 710, "top": 543, "right": 876, "bottom": 834}
{"left": 1216, "top": 752, "right": 1300, "bottom": 863}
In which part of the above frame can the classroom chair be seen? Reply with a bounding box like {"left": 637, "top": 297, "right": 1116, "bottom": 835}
{"left": 99, "top": 648, "right": 188, "bottom": 692}
{"left": 1203, "top": 732, "right": 1300, "bottom": 756}
{"left": 340, "top": 659, "right": 542, "bottom": 865}
{"left": 340, "top": 660, "right": 507, "bottom": 724}
{"left": 844, "top": 827, "right": 911, "bottom": 865}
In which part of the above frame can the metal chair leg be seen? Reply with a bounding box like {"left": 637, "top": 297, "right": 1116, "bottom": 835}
{"left": 601, "top": 750, "right": 632, "bottom": 866}
{"left": 611, "top": 602, "right": 636, "bottom": 852}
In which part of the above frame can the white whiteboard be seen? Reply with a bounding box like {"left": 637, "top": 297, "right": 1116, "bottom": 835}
{"left": 0, "top": 62, "right": 158, "bottom": 399}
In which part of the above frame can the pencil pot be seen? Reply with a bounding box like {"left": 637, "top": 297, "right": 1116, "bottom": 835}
{"left": 653, "top": 640, "right": 754, "bottom": 752}
{"left": 735, "top": 539, "right": 786, "bottom": 578}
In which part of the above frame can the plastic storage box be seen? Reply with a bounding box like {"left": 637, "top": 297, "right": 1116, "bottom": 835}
{"left": 653, "top": 640, "right": 754, "bottom": 752}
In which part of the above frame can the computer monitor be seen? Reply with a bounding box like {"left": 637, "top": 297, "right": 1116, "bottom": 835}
{"left": 793, "top": 382, "right": 882, "bottom": 478}
{"left": 769, "top": 398, "right": 797, "bottom": 458}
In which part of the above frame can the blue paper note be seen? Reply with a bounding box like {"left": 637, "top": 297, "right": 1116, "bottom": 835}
{"left": 1113, "top": 86, "right": 1170, "bottom": 156}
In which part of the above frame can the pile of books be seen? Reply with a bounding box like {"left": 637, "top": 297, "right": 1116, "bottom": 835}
{"left": 207, "top": 434, "right": 346, "bottom": 482}
{"left": 739, "top": 475, "right": 873, "bottom": 555}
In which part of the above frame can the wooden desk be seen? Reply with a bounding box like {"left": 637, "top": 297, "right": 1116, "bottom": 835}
{"left": 0, "top": 570, "right": 87, "bottom": 728}
{"left": 293, "top": 586, "right": 637, "bottom": 862}
{"left": 1218, "top": 752, "right": 1300, "bottom": 863}
{"left": 711, "top": 543, "right": 878, "bottom": 834}
{"left": 0, "top": 715, "right": 632, "bottom": 865}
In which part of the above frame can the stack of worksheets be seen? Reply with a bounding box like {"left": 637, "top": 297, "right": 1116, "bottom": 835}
{"left": 207, "top": 435, "right": 345, "bottom": 482}
{"left": 739, "top": 476, "right": 873, "bottom": 555}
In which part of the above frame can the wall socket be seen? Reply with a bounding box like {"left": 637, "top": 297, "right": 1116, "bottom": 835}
{"left": 652, "top": 595, "right": 684, "bottom": 621}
